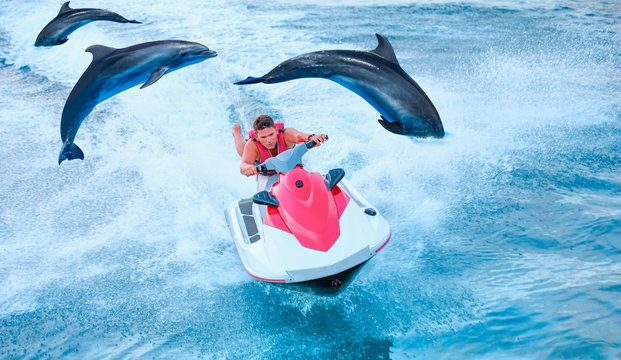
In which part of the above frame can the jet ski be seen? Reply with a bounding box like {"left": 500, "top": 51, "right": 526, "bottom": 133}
{"left": 225, "top": 138, "right": 391, "bottom": 294}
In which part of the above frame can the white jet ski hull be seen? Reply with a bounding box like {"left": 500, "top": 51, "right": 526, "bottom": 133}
{"left": 225, "top": 178, "right": 391, "bottom": 293}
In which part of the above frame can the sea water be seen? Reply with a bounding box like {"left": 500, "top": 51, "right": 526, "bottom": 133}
{"left": 0, "top": 0, "right": 619, "bottom": 358}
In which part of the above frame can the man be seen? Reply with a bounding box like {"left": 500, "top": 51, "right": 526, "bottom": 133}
{"left": 233, "top": 115, "right": 327, "bottom": 176}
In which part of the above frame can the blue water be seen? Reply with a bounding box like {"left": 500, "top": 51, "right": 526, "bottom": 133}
{"left": 1, "top": 0, "right": 620, "bottom": 358}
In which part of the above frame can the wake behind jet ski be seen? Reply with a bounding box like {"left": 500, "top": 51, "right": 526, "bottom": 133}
{"left": 225, "top": 138, "right": 391, "bottom": 295}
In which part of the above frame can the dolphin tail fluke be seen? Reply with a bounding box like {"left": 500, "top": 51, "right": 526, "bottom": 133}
{"left": 58, "top": 140, "right": 85, "bottom": 165}
{"left": 377, "top": 116, "right": 407, "bottom": 135}
{"left": 234, "top": 76, "right": 267, "bottom": 85}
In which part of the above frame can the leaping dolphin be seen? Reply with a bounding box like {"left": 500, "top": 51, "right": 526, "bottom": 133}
{"left": 235, "top": 34, "right": 444, "bottom": 138}
{"left": 58, "top": 40, "right": 217, "bottom": 164}
{"left": 35, "top": 1, "right": 141, "bottom": 47}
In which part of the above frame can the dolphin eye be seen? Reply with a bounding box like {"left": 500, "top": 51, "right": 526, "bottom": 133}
{"left": 181, "top": 52, "right": 188, "bottom": 57}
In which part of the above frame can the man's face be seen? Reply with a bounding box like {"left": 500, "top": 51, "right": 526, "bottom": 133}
{"left": 256, "top": 127, "right": 278, "bottom": 150}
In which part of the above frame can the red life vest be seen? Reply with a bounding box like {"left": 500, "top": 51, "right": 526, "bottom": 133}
{"left": 248, "top": 122, "right": 288, "bottom": 163}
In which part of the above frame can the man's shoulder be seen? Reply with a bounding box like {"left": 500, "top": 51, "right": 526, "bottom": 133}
{"left": 244, "top": 138, "right": 258, "bottom": 149}
{"left": 282, "top": 127, "right": 300, "bottom": 137}
{"left": 241, "top": 139, "right": 259, "bottom": 162}
{"left": 282, "top": 128, "right": 297, "bottom": 141}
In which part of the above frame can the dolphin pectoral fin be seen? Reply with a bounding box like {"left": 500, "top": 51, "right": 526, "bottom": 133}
{"left": 55, "top": 38, "right": 69, "bottom": 46}
{"left": 140, "top": 67, "right": 168, "bottom": 89}
{"left": 377, "top": 115, "right": 406, "bottom": 135}
{"left": 58, "top": 140, "right": 85, "bottom": 165}
{"left": 234, "top": 76, "right": 267, "bottom": 85}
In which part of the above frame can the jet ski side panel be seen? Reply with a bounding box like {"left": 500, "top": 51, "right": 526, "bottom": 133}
{"left": 225, "top": 200, "right": 293, "bottom": 282}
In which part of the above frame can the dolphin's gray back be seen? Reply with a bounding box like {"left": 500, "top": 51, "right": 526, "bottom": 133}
{"left": 266, "top": 50, "right": 420, "bottom": 95}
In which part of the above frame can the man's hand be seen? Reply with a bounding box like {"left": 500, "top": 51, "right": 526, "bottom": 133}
{"left": 309, "top": 134, "right": 327, "bottom": 145}
{"left": 232, "top": 124, "right": 242, "bottom": 136}
{"left": 240, "top": 163, "right": 258, "bottom": 177}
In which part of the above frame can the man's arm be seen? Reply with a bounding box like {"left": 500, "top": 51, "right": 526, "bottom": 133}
{"left": 283, "top": 128, "right": 327, "bottom": 147}
{"left": 240, "top": 140, "right": 259, "bottom": 176}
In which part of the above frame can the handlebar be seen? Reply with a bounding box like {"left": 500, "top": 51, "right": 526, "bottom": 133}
{"left": 256, "top": 164, "right": 276, "bottom": 176}
{"left": 255, "top": 135, "right": 328, "bottom": 175}
{"left": 305, "top": 135, "right": 328, "bottom": 149}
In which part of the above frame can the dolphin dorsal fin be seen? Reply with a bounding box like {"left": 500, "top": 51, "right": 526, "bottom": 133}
{"left": 370, "top": 33, "right": 399, "bottom": 65}
{"left": 58, "top": 1, "right": 72, "bottom": 15}
{"left": 85, "top": 45, "right": 116, "bottom": 61}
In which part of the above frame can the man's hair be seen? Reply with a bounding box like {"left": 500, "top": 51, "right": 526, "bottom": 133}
{"left": 253, "top": 115, "right": 275, "bottom": 132}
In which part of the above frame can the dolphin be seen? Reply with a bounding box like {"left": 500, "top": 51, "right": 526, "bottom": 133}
{"left": 35, "top": 1, "right": 141, "bottom": 47}
{"left": 235, "top": 34, "right": 444, "bottom": 138}
{"left": 58, "top": 40, "right": 217, "bottom": 164}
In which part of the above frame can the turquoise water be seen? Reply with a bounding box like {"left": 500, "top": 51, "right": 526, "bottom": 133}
{"left": 1, "top": 0, "right": 619, "bottom": 358}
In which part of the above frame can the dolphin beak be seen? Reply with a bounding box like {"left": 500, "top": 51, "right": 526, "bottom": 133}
{"left": 198, "top": 49, "right": 217, "bottom": 58}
